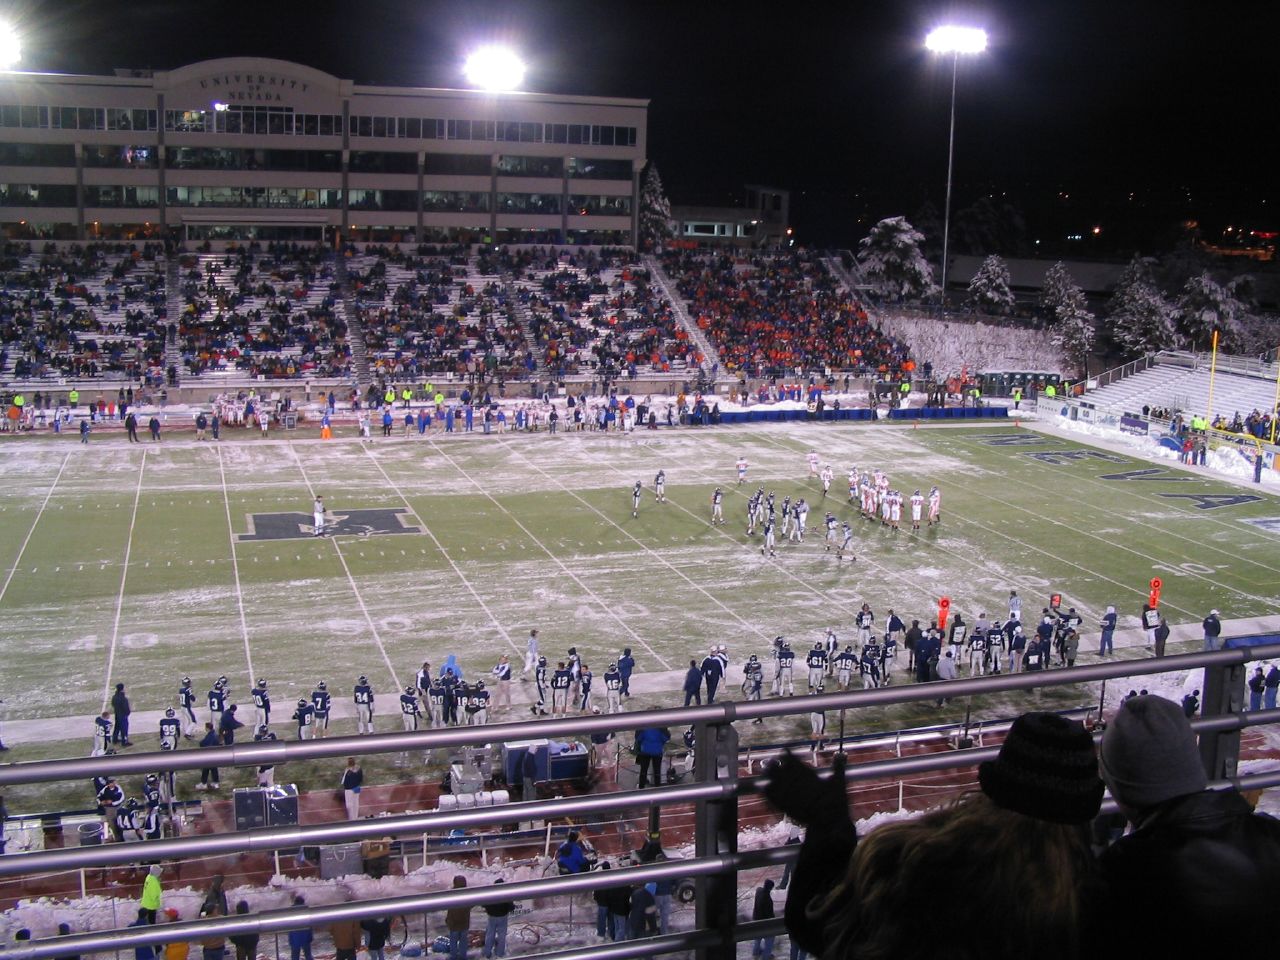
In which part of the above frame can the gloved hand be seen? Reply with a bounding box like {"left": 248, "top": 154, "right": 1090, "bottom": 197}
{"left": 762, "top": 750, "right": 850, "bottom": 827}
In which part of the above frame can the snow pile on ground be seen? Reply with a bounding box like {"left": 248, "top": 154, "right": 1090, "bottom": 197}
{"left": 1049, "top": 416, "right": 1280, "bottom": 490}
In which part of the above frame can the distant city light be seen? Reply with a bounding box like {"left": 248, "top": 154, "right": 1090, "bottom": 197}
{"left": 0, "top": 21, "right": 21, "bottom": 70}
{"left": 213, "top": 101, "right": 228, "bottom": 112}
{"left": 925, "top": 25, "right": 988, "bottom": 55}
{"left": 464, "top": 46, "right": 526, "bottom": 92}
{"left": 1092, "top": 226, "right": 1101, "bottom": 235}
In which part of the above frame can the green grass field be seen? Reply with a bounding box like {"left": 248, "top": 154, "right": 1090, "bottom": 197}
{"left": 2, "top": 419, "right": 1279, "bottom": 808}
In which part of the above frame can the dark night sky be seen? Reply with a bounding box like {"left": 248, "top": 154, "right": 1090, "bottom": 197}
{"left": 6, "top": 0, "right": 1277, "bottom": 249}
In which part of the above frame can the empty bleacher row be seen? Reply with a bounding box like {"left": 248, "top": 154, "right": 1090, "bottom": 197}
{"left": 659, "top": 249, "right": 913, "bottom": 380}
{"left": 1084, "top": 361, "right": 1280, "bottom": 430}
{"left": 0, "top": 242, "right": 168, "bottom": 381}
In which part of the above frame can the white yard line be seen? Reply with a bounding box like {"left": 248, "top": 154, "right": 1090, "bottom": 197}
{"left": 360, "top": 445, "right": 520, "bottom": 655}
{"left": 0, "top": 451, "right": 70, "bottom": 606}
{"left": 610, "top": 431, "right": 1054, "bottom": 626}
{"left": 425, "top": 437, "right": 673, "bottom": 669}
{"left": 737, "top": 429, "right": 1108, "bottom": 621}
{"left": 216, "top": 445, "right": 256, "bottom": 683}
{"left": 288, "top": 443, "right": 402, "bottom": 691}
{"left": 499, "top": 439, "right": 772, "bottom": 642}
{"left": 101, "top": 451, "right": 147, "bottom": 710}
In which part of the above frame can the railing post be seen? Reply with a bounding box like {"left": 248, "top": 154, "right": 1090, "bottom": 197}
{"left": 694, "top": 713, "right": 739, "bottom": 960}
{"left": 1200, "top": 658, "right": 1245, "bottom": 779}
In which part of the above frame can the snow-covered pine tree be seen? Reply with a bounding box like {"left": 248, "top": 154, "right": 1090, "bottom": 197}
{"left": 1176, "top": 273, "right": 1242, "bottom": 351}
{"left": 966, "top": 254, "right": 1015, "bottom": 315}
{"left": 638, "top": 164, "right": 674, "bottom": 252}
{"left": 1110, "top": 279, "right": 1176, "bottom": 356}
{"left": 1039, "top": 262, "right": 1095, "bottom": 373}
{"left": 856, "top": 216, "right": 938, "bottom": 303}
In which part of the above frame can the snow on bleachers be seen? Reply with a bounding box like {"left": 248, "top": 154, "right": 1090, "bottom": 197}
{"left": 883, "top": 313, "right": 1065, "bottom": 379}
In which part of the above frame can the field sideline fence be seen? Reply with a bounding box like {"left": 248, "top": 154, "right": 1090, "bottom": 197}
{"left": 2, "top": 639, "right": 1280, "bottom": 960}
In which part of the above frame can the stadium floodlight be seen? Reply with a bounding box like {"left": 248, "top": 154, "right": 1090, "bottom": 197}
{"left": 0, "top": 21, "right": 21, "bottom": 70}
{"left": 463, "top": 46, "right": 525, "bottom": 92}
{"left": 925, "top": 25, "right": 988, "bottom": 55}
{"left": 926, "top": 25, "right": 988, "bottom": 314}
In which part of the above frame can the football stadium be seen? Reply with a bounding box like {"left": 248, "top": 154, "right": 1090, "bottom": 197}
{"left": 2, "top": 15, "right": 1280, "bottom": 960}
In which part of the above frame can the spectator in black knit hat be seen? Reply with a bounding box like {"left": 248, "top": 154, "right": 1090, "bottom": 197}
{"left": 1099, "top": 694, "right": 1280, "bottom": 956}
{"left": 763, "top": 711, "right": 1106, "bottom": 960}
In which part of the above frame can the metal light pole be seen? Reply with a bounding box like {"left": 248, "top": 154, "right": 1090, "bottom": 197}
{"left": 926, "top": 25, "right": 987, "bottom": 314}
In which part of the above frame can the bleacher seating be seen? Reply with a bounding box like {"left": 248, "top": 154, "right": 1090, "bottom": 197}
{"left": 0, "top": 242, "right": 168, "bottom": 381}
{"left": 660, "top": 249, "right": 910, "bottom": 379}
{"left": 175, "top": 244, "right": 351, "bottom": 379}
{"left": 1084, "top": 361, "right": 1280, "bottom": 430}
{"left": 349, "top": 244, "right": 529, "bottom": 382}
{"left": 505, "top": 247, "right": 697, "bottom": 380}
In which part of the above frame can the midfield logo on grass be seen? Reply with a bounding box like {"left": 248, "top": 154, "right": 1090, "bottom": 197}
{"left": 237, "top": 509, "right": 421, "bottom": 542}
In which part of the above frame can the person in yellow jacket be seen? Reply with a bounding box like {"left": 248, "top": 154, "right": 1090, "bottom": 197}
{"left": 162, "top": 909, "right": 189, "bottom": 960}
{"left": 140, "top": 863, "right": 163, "bottom": 923}
{"left": 401, "top": 387, "right": 412, "bottom": 409}
{"left": 68, "top": 389, "right": 79, "bottom": 408}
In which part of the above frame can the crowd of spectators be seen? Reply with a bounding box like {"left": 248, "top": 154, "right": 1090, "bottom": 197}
{"left": 660, "top": 249, "right": 912, "bottom": 380}
{"left": 509, "top": 247, "right": 697, "bottom": 381}
{"left": 349, "top": 244, "right": 530, "bottom": 383}
{"left": 1212, "top": 407, "right": 1276, "bottom": 440}
{"left": 1, "top": 241, "right": 168, "bottom": 380}
{"left": 175, "top": 243, "right": 351, "bottom": 379}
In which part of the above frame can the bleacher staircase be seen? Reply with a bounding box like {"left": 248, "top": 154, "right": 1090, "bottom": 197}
{"left": 502, "top": 272, "right": 547, "bottom": 379}
{"left": 642, "top": 255, "right": 719, "bottom": 375}
{"left": 164, "top": 257, "right": 182, "bottom": 385}
{"left": 335, "top": 254, "right": 371, "bottom": 388}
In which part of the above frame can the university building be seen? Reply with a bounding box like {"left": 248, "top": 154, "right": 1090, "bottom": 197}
{"left": 0, "top": 57, "right": 647, "bottom": 245}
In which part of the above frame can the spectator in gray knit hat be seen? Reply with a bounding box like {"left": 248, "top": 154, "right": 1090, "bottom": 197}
{"left": 1098, "top": 694, "right": 1280, "bottom": 957}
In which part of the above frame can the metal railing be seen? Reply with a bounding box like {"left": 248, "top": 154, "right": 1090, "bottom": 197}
{"left": 3, "top": 641, "right": 1280, "bottom": 960}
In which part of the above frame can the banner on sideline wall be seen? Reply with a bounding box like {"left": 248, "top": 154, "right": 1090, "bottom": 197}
{"left": 1119, "top": 415, "right": 1149, "bottom": 436}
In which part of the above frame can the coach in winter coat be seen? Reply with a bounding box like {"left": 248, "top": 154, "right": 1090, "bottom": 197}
{"left": 1099, "top": 695, "right": 1280, "bottom": 956}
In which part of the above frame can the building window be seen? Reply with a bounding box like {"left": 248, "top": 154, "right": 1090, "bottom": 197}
{"left": 422, "top": 190, "right": 490, "bottom": 213}
{"left": 497, "top": 192, "right": 561, "bottom": 214}
{"left": 496, "top": 155, "right": 563, "bottom": 178}
{"left": 567, "top": 157, "right": 632, "bottom": 180}
{"left": 0, "top": 143, "right": 77, "bottom": 166}
{"left": 0, "top": 183, "right": 78, "bottom": 206}
{"left": 568, "top": 194, "right": 632, "bottom": 216}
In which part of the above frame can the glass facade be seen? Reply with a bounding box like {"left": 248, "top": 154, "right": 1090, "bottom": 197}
{"left": 0, "top": 184, "right": 77, "bottom": 206}
{"left": 567, "top": 157, "right": 633, "bottom": 180}
{"left": 84, "top": 185, "right": 161, "bottom": 207}
{"left": 496, "top": 193, "right": 562, "bottom": 214}
{"left": 423, "top": 191, "right": 490, "bottom": 213}
{"left": 166, "top": 147, "right": 342, "bottom": 171}
{"left": 165, "top": 186, "right": 342, "bottom": 208}
{"left": 0, "top": 63, "right": 642, "bottom": 243}
{"left": 568, "top": 194, "right": 632, "bottom": 216}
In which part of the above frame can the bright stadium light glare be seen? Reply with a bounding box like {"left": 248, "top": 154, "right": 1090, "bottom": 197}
{"left": 463, "top": 45, "right": 525, "bottom": 91}
{"left": 0, "top": 21, "right": 22, "bottom": 70}
{"left": 925, "top": 25, "right": 988, "bottom": 54}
